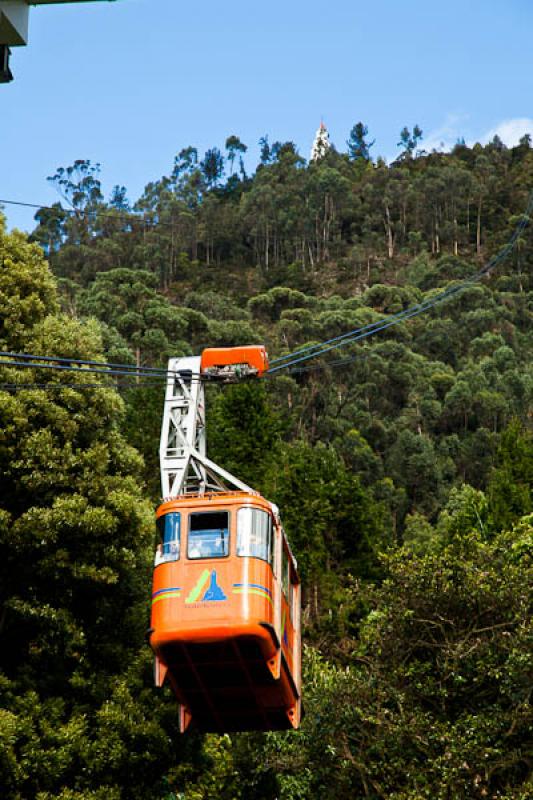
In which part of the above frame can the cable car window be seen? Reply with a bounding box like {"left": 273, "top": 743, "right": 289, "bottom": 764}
{"left": 282, "top": 548, "right": 289, "bottom": 598}
{"left": 288, "top": 574, "right": 294, "bottom": 621}
{"left": 155, "top": 512, "right": 181, "bottom": 564}
{"left": 237, "top": 508, "right": 273, "bottom": 564}
{"left": 188, "top": 511, "right": 229, "bottom": 559}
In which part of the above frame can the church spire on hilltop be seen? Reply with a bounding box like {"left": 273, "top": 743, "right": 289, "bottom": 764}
{"left": 310, "top": 120, "right": 331, "bottom": 161}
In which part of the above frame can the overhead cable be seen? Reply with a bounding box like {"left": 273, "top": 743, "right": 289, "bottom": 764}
{"left": 0, "top": 381, "right": 169, "bottom": 392}
{"left": 0, "top": 352, "right": 204, "bottom": 381}
{"left": 0, "top": 349, "right": 169, "bottom": 375}
{"left": 0, "top": 358, "right": 169, "bottom": 381}
{"left": 267, "top": 199, "right": 532, "bottom": 375}
{"left": 0, "top": 197, "right": 164, "bottom": 232}
{"left": 270, "top": 203, "right": 531, "bottom": 369}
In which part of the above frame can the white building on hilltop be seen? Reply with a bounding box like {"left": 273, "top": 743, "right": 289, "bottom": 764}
{"left": 310, "top": 121, "right": 331, "bottom": 161}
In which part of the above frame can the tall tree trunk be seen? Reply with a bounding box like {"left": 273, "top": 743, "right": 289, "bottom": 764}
{"left": 136, "top": 347, "right": 141, "bottom": 385}
{"left": 192, "top": 222, "right": 198, "bottom": 262}
{"left": 323, "top": 194, "right": 332, "bottom": 261}
{"left": 169, "top": 225, "right": 175, "bottom": 288}
{"left": 384, "top": 203, "right": 394, "bottom": 259}
{"left": 308, "top": 242, "right": 315, "bottom": 269}
{"left": 477, "top": 197, "right": 482, "bottom": 255}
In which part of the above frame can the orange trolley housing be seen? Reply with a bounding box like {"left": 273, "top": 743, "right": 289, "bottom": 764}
{"left": 150, "top": 491, "right": 301, "bottom": 732}
{"left": 200, "top": 345, "right": 269, "bottom": 378}
{"left": 150, "top": 347, "right": 301, "bottom": 732}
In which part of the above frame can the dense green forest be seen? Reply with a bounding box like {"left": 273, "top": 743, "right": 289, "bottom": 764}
{"left": 1, "top": 127, "right": 532, "bottom": 799}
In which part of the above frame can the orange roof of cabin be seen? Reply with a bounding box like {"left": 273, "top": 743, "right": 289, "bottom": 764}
{"left": 157, "top": 491, "right": 272, "bottom": 516}
{"left": 201, "top": 346, "right": 269, "bottom": 376}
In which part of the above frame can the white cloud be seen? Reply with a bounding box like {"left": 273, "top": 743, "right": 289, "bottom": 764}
{"left": 385, "top": 115, "right": 533, "bottom": 163}
{"left": 421, "top": 115, "right": 533, "bottom": 154}
{"left": 422, "top": 113, "right": 469, "bottom": 153}
{"left": 474, "top": 118, "right": 533, "bottom": 147}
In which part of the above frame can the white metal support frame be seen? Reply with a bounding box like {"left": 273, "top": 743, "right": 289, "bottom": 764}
{"left": 0, "top": 1, "right": 115, "bottom": 83}
{"left": 160, "top": 356, "right": 254, "bottom": 499}
{"left": 0, "top": 1, "right": 115, "bottom": 46}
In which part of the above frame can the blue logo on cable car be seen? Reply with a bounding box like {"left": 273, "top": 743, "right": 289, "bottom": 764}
{"left": 202, "top": 570, "right": 227, "bottom": 602}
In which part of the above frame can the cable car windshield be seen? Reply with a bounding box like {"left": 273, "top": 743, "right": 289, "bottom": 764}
{"left": 282, "top": 547, "right": 289, "bottom": 598}
{"left": 188, "top": 511, "right": 229, "bottom": 559}
{"left": 155, "top": 512, "right": 181, "bottom": 565}
{"left": 237, "top": 507, "right": 273, "bottom": 564}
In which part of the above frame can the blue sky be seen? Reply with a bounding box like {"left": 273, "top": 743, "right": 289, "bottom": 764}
{"left": 2, "top": 0, "right": 533, "bottom": 231}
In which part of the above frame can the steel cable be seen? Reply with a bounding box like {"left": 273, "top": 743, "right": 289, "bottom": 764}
{"left": 267, "top": 200, "right": 532, "bottom": 374}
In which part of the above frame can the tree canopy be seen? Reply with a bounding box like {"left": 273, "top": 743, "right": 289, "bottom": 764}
{"left": 1, "top": 126, "right": 533, "bottom": 797}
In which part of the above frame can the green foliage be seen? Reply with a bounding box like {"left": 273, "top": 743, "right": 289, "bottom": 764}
{"left": 47, "top": 159, "right": 103, "bottom": 212}
{"left": 3, "top": 133, "right": 533, "bottom": 796}
{"left": 0, "top": 219, "right": 58, "bottom": 349}
{"left": 387, "top": 429, "right": 444, "bottom": 514}
{"left": 248, "top": 287, "right": 315, "bottom": 322}
{"left": 271, "top": 523, "right": 533, "bottom": 799}
{"left": 346, "top": 121, "right": 375, "bottom": 161}
{"left": 184, "top": 290, "right": 249, "bottom": 321}
{"left": 0, "top": 227, "right": 185, "bottom": 799}
{"left": 436, "top": 483, "right": 489, "bottom": 540}
{"left": 267, "top": 441, "right": 386, "bottom": 587}
{"left": 488, "top": 420, "right": 533, "bottom": 532}
{"left": 78, "top": 268, "right": 194, "bottom": 364}
{"left": 397, "top": 124, "right": 423, "bottom": 158}
{"left": 207, "top": 382, "right": 284, "bottom": 490}
{"left": 121, "top": 384, "right": 165, "bottom": 502}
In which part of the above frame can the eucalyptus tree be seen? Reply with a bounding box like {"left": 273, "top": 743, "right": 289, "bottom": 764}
{"left": 346, "top": 121, "right": 375, "bottom": 161}
{"left": 0, "top": 221, "right": 186, "bottom": 800}
{"left": 225, "top": 134, "right": 247, "bottom": 175}
{"left": 396, "top": 124, "right": 423, "bottom": 159}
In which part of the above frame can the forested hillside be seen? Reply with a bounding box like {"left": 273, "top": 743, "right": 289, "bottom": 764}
{"left": 1, "top": 128, "right": 532, "bottom": 798}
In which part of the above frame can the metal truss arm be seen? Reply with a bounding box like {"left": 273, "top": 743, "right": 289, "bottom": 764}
{"left": 159, "top": 356, "right": 255, "bottom": 499}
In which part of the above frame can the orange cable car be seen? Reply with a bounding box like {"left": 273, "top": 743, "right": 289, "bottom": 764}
{"left": 148, "top": 349, "right": 301, "bottom": 733}
{"left": 150, "top": 492, "right": 301, "bottom": 732}
{"left": 200, "top": 345, "right": 269, "bottom": 380}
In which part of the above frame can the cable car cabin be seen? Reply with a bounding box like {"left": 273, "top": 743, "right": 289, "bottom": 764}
{"left": 149, "top": 491, "right": 302, "bottom": 733}
{"left": 200, "top": 345, "right": 269, "bottom": 380}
